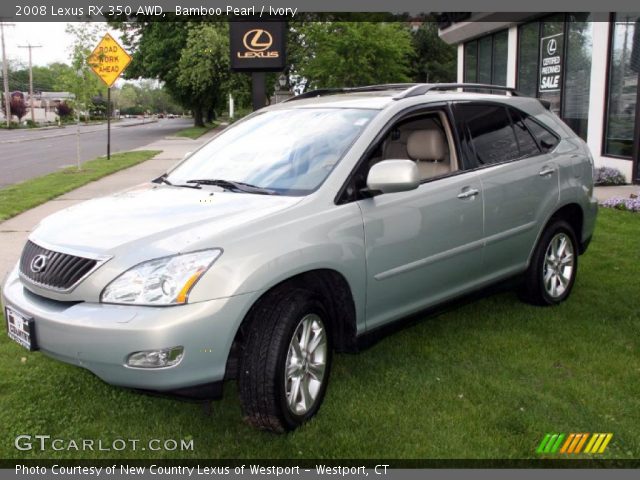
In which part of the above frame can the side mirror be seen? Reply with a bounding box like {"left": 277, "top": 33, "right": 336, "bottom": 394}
{"left": 366, "top": 160, "right": 420, "bottom": 195}
{"left": 183, "top": 151, "right": 193, "bottom": 160}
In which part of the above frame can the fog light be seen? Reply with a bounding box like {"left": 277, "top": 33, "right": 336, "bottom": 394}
{"left": 126, "top": 346, "right": 184, "bottom": 368}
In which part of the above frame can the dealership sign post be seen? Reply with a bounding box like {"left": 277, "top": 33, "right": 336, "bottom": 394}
{"left": 230, "top": 21, "right": 287, "bottom": 111}
{"left": 539, "top": 33, "right": 563, "bottom": 92}
{"left": 87, "top": 33, "right": 132, "bottom": 160}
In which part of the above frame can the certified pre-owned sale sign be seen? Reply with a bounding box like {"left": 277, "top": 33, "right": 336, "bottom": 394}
{"left": 230, "top": 21, "right": 286, "bottom": 71}
{"left": 539, "top": 33, "right": 564, "bottom": 92}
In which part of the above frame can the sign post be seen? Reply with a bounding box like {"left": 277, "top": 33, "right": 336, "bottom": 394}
{"left": 88, "top": 33, "right": 132, "bottom": 160}
{"left": 230, "top": 21, "right": 287, "bottom": 111}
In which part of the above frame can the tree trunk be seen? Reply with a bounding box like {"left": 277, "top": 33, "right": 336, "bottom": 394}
{"left": 206, "top": 107, "right": 216, "bottom": 123}
{"left": 193, "top": 105, "right": 204, "bottom": 127}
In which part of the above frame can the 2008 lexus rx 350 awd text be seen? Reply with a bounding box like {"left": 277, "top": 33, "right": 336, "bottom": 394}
{"left": 2, "top": 83, "right": 597, "bottom": 432}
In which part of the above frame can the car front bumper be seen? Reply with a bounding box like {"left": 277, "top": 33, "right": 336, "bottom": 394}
{"left": 1, "top": 266, "right": 253, "bottom": 393}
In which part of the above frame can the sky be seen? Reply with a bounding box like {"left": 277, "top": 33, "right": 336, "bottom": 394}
{"left": 3, "top": 23, "right": 123, "bottom": 67}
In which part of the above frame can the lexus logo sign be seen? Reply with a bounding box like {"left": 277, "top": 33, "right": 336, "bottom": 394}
{"left": 243, "top": 29, "right": 273, "bottom": 52}
{"left": 230, "top": 22, "right": 286, "bottom": 71}
{"left": 30, "top": 254, "right": 48, "bottom": 273}
{"left": 547, "top": 38, "right": 557, "bottom": 55}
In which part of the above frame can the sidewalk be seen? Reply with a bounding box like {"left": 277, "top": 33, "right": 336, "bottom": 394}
{"left": 593, "top": 185, "right": 638, "bottom": 202}
{"left": 0, "top": 128, "right": 221, "bottom": 281}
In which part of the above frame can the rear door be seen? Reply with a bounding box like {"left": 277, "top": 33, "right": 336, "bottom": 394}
{"left": 452, "top": 102, "right": 560, "bottom": 280}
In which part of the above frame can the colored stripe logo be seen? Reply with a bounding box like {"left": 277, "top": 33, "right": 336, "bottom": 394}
{"left": 536, "top": 433, "right": 613, "bottom": 454}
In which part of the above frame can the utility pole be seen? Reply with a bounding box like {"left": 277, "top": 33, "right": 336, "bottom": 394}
{"left": 18, "top": 43, "right": 42, "bottom": 124}
{"left": 1, "top": 21, "right": 15, "bottom": 127}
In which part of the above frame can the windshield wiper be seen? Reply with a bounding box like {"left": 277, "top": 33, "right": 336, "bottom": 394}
{"left": 185, "top": 179, "right": 277, "bottom": 195}
{"left": 153, "top": 174, "right": 201, "bottom": 189}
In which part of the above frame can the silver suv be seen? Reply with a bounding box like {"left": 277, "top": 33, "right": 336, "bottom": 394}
{"left": 3, "top": 83, "right": 597, "bottom": 432}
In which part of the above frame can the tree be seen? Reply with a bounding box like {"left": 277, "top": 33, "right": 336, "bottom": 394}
{"left": 288, "top": 22, "right": 414, "bottom": 90}
{"left": 1, "top": 92, "right": 27, "bottom": 122}
{"left": 176, "top": 23, "right": 231, "bottom": 126}
{"left": 60, "top": 23, "right": 108, "bottom": 121}
{"left": 55, "top": 101, "right": 74, "bottom": 119}
{"left": 410, "top": 21, "right": 457, "bottom": 83}
{"left": 111, "top": 20, "right": 195, "bottom": 118}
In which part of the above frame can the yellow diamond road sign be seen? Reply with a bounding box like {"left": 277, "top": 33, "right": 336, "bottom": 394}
{"left": 88, "top": 33, "right": 132, "bottom": 88}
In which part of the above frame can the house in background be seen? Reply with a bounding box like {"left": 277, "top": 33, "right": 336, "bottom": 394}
{"left": 438, "top": 13, "right": 640, "bottom": 185}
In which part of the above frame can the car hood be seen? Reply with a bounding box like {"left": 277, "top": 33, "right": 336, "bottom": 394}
{"left": 32, "top": 183, "right": 303, "bottom": 253}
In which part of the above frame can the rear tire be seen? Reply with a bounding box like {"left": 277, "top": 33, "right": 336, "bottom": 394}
{"left": 238, "top": 288, "right": 332, "bottom": 432}
{"left": 520, "top": 219, "right": 578, "bottom": 306}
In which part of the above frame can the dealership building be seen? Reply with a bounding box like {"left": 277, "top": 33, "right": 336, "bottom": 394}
{"left": 438, "top": 13, "right": 640, "bottom": 184}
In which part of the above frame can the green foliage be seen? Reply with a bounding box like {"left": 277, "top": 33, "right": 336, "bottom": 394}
{"left": 59, "top": 23, "right": 109, "bottom": 118}
{"left": 289, "top": 22, "right": 414, "bottom": 89}
{"left": 410, "top": 21, "right": 457, "bottom": 82}
{"left": 176, "top": 23, "right": 230, "bottom": 126}
{"left": 174, "top": 122, "right": 218, "bottom": 139}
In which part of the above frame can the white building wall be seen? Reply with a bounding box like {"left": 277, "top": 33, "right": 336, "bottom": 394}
{"left": 457, "top": 43, "right": 464, "bottom": 83}
{"left": 585, "top": 21, "right": 634, "bottom": 181}
{"left": 506, "top": 26, "right": 518, "bottom": 88}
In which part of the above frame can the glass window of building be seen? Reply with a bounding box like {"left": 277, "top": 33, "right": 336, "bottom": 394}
{"left": 464, "top": 41, "right": 478, "bottom": 82}
{"left": 478, "top": 36, "right": 493, "bottom": 83}
{"left": 517, "top": 14, "right": 593, "bottom": 140}
{"left": 517, "top": 22, "right": 540, "bottom": 97}
{"left": 604, "top": 13, "right": 640, "bottom": 158}
{"left": 562, "top": 14, "right": 593, "bottom": 140}
{"left": 492, "top": 30, "right": 508, "bottom": 87}
{"left": 463, "top": 30, "right": 508, "bottom": 86}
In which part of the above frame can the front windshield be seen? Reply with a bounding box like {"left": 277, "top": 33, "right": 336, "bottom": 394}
{"left": 167, "top": 108, "right": 377, "bottom": 196}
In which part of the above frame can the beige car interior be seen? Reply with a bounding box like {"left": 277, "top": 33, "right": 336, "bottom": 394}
{"left": 373, "top": 111, "right": 458, "bottom": 181}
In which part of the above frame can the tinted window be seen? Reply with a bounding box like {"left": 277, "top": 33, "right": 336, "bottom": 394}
{"left": 458, "top": 104, "right": 519, "bottom": 165}
{"left": 509, "top": 109, "right": 541, "bottom": 158}
{"left": 523, "top": 118, "right": 560, "bottom": 153}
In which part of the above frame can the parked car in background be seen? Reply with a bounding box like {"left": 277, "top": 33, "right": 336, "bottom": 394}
{"left": 3, "top": 83, "right": 597, "bottom": 432}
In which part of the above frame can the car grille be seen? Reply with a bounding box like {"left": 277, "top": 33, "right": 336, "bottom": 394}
{"left": 19, "top": 240, "right": 98, "bottom": 291}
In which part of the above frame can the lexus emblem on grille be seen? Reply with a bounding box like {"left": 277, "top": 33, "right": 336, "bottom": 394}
{"left": 30, "top": 254, "right": 48, "bottom": 273}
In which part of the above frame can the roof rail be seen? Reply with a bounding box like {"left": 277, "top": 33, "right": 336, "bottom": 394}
{"left": 285, "top": 83, "right": 418, "bottom": 102}
{"left": 394, "top": 83, "right": 524, "bottom": 99}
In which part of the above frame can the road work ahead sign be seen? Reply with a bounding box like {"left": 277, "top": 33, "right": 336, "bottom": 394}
{"left": 88, "top": 33, "right": 132, "bottom": 87}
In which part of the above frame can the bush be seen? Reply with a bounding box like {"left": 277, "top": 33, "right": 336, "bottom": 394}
{"left": 594, "top": 166, "right": 627, "bottom": 186}
{"left": 55, "top": 102, "right": 74, "bottom": 120}
{"left": 26, "top": 120, "right": 38, "bottom": 128}
{"left": 600, "top": 194, "right": 640, "bottom": 213}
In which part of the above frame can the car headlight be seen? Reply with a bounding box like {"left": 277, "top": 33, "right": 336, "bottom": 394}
{"left": 100, "top": 249, "right": 222, "bottom": 306}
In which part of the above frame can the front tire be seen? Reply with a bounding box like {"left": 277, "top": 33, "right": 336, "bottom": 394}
{"left": 238, "top": 289, "right": 332, "bottom": 432}
{"left": 520, "top": 219, "right": 578, "bottom": 306}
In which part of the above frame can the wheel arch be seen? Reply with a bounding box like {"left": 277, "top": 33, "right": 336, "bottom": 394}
{"left": 527, "top": 202, "right": 585, "bottom": 268}
{"left": 225, "top": 268, "right": 359, "bottom": 379}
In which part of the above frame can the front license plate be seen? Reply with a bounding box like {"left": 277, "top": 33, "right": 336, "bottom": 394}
{"left": 5, "top": 307, "right": 38, "bottom": 351}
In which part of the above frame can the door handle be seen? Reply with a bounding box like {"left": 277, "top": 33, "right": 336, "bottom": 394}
{"left": 539, "top": 167, "right": 555, "bottom": 177}
{"left": 457, "top": 188, "right": 479, "bottom": 199}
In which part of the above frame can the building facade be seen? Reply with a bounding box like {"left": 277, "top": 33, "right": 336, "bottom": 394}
{"left": 438, "top": 13, "right": 640, "bottom": 184}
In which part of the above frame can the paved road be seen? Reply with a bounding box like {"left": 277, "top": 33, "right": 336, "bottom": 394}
{"left": 0, "top": 118, "right": 193, "bottom": 188}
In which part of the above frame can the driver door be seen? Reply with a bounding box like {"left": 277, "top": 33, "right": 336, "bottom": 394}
{"left": 357, "top": 108, "right": 485, "bottom": 330}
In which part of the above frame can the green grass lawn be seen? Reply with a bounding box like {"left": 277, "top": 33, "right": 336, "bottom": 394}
{"left": 174, "top": 123, "right": 219, "bottom": 139}
{"left": 0, "top": 151, "right": 161, "bottom": 222}
{"left": 0, "top": 208, "right": 638, "bottom": 460}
